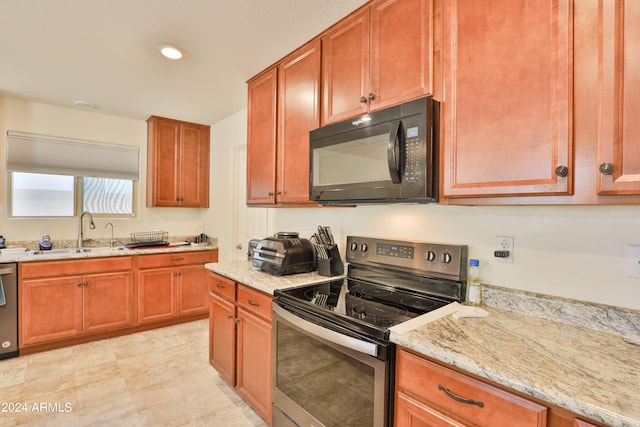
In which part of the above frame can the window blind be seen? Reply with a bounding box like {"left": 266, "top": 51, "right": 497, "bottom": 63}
{"left": 6, "top": 131, "right": 140, "bottom": 180}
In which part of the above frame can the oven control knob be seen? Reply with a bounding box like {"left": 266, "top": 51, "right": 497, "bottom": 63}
{"left": 360, "top": 243, "right": 368, "bottom": 253}
{"left": 350, "top": 242, "right": 358, "bottom": 252}
{"left": 442, "top": 252, "right": 452, "bottom": 264}
{"left": 426, "top": 251, "right": 436, "bottom": 262}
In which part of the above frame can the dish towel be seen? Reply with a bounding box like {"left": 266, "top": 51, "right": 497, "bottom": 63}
{"left": 0, "top": 276, "right": 5, "bottom": 306}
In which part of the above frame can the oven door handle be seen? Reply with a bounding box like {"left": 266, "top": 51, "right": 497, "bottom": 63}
{"left": 273, "top": 303, "right": 379, "bottom": 357}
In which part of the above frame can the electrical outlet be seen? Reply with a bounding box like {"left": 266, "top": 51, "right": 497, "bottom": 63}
{"left": 628, "top": 244, "right": 640, "bottom": 278}
{"left": 495, "top": 236, "right": 514, "bottom": 263}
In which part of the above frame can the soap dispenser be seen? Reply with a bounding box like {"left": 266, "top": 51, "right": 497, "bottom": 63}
{"left": 39, "top": 234, "right": 52, "bottom": 251}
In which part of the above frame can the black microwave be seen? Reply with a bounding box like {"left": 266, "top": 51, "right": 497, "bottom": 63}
{"left": 309, "top": 96, "right": 439, "bottom": 205}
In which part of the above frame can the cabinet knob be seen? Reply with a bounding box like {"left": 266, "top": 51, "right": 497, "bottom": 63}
{"left": 368, "top": 93, "right": 375, "bottom": 101}
{"left": 276, "top": 191, "right": 282, "bottom": 195}
{"left": 77, "top": 282, "right": 83, "bottom": 287}
{"left": 234, "top": 318, "right": 240, "bottom": 324}
{"left": 227, "top": 314, "right": 233, "bottom": 320}
{"left": 554, "top": 165, "right": 569, "bottom": 177}
{"left": 360, "top": 96, "right": 367, "bottom": 103}
{"left": 84, "top": 281, "right": 88, "bottom": 287}
{"left": 268, "top": 192, "right": 274, "bottom": 196}
{"left": 599, "top": 162, "right": 614, "bottom": 175}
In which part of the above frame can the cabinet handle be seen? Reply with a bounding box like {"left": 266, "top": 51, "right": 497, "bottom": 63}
{"left": 360, "top": 96, "right": 367, "bottom": 103}
{"left": 247, "top": 299, "right": 260, "bottom": 307}
{"left": 599, "top": 162, "right": 614, "bottom": 175}
{"left": 83, "top": 281, "right": 89, "bottom": 287}
{"left": 554, "top": 165, "right": 569, "bottom": 177}
{"left": 276, "top": 191, "right": 282, "bottom": 195}
{"left": 227, "top": 314, "right": 233, "bottom": 320}
{"left": 438, "top": 384, "right": 484, "bottom": 408}
{"left": 234, "top": 318, "right": 240, "bottom": 324}
{"left": 368, "top": 93, "right": 375, "bottom": 101}
{"left": 171, "top": 257, "right": 185, "bottom": 261}
{"left": 216, "top": 283, "right": 226, "bottom": 289}
{"left": 77, "top": 282, "right": 83, "bottom": 287}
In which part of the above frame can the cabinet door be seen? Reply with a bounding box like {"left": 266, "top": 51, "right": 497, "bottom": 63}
{"left": 177, "top": 264, "right": 209, "bottom": 315}
{"left": 147, "top": 117, "right": 181, "bottom": 206}
{"left": 441, "top": 0, "right": 573, "bottom": 198}
{"left": 396, "top": 390, "right": 465, "bottom": 427}
{"left": 247, "top": 68, "right": 278, "bottom": 205}
{"left": 597, "top": 1, "right": 640, "bottom": 194}
{"left": 322, "top": 7, "right": 371, "bottom": 125}
{"left": 20, "top": 276, "right": 83, "bottom": 345}
{"left": 137, "top": 268, "right": 177, "bottom": 324}
{"left": 209, "top": 292, "right": 236, "bottom": 385}
{"left": 236, "top": 307, "right": 272, "bottom": 423}
{"left": 277, "top": 41, "right": 321, "bottom": 204}
{"left": 178, "top": 122, "right": 210, "bottom": 207}
{"left": 370, "top": 0, "right": 432, "bottom": 111}
{"left": 83, "top": 271, "right": 134, "bottom": 333}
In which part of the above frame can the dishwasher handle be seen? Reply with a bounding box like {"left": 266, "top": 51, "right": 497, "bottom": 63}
{"left": 0, "top": 268, "right": 14, "bottom": 276}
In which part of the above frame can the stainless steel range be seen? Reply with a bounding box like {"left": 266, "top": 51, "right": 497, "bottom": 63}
{"left": 272, "top": 236, "right": 468, "bottom": 427}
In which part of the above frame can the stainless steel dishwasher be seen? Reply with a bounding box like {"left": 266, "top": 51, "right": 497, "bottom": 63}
{"left": 0, "top": 263, "right": 18, "bottom": 360}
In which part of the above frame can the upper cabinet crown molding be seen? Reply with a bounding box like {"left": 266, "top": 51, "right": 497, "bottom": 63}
{"left": 146, "top": 116, "right": 210, "bottom": 208}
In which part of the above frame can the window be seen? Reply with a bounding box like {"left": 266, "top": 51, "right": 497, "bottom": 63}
{"left": 6, "top": 131, "right": 139, "bottom": 218}
{"left": 11, "top": 172, "right": 75, "bottom": 217}
{"left": 10, "top": 172, "right": 136, "bottom": 218}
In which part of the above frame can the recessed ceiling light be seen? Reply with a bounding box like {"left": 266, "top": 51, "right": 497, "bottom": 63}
{"left": 73, "top": 100, "right": 94, "bottom": 108}
{"left": 157, "top": 43, "right": 184, "bottom": 60}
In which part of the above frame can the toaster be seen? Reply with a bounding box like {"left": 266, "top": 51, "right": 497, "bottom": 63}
{"left": 251, "top": 232, "right": 316, "bottom": 276}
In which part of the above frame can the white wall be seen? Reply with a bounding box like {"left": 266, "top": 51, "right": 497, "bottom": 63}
{"left": 0, "top": 95, "right": 208, "bottom": 242}
{"left": 208, "top": 108, "right": 640, "bottom": 312}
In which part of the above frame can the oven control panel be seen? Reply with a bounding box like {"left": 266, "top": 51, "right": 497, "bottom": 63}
{"left": 346, "top": 236, "right": 467, "bottom": 281}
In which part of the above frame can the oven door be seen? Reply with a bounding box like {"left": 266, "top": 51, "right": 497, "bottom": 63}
{"left": 272, "top": 302, "right": 390, "bottom": 427}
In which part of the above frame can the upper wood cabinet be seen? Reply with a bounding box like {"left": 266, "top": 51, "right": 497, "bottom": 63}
{"left": 147, "top": 116, "right": 210, "bottom": 207}
{"left": 322, "top": 0, "right": 433, "bottom": 125}
{"left": 247, "top": 41, "right": 321, "bottom": 206}
{"left": 597, "top": 1, "right": 640, "bottom": 195}
{"left": 440, "top": 0, "right": 573, "bottom": 199}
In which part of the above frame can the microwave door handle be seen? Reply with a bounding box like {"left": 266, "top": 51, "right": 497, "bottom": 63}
{"left": 387, "top": 120, "right": 403, "bottom": 184}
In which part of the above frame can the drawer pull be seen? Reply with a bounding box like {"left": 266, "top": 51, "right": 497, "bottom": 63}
{"left": 216, "top": 283, "right": 226, "bottom": 289}
{"left": 438, "top": 384, "right": 484, "bottom": 408}
{"left": 247, "top": 299, "right": 260, "bottom": 307}
{"left": 171, "top": 257, "right": 185, "bottom": 261}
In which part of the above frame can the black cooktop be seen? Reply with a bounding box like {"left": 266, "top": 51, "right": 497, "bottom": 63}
{"left": 276, "top": 275, "right": 453, "bottom": 341}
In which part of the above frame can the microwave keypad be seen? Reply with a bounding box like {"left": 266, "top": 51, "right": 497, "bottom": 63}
{"left": 405, "top": 127, "right": 421, "bottom": 182}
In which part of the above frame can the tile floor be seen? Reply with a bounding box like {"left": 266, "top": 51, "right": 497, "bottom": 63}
{"left": 0, "top": 320, "right": 268, "bottom": 426}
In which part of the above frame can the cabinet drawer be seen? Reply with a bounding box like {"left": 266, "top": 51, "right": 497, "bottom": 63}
{"left": 396, "top": 349, "right": 547, "bottom": 427}
{"left": 21, "top": 256, "right": 133, "bottom": 279}
{"left": 237, "top": 284, "right": 272, "bottom": 321}
{"left": 209, "top": 272, "right": 236, "bottom": 301}
{"left": 137, "top": 250, "right": 214, "bottom": 269}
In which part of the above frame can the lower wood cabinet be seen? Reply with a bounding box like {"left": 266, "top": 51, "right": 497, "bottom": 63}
{"left": 395, "top": 348, "right": 547, "bottom": 427}
{"left": 208, "top": 272, "right": 272, "bottom": 423}
{"left": 137, "top": 251, "right": 216, "bottom": 324}
{"left": 20, "top": 257, "right": 134, "bottom": 346}
{"left": 18, "top": 249, "right": 217, "bottom": 353}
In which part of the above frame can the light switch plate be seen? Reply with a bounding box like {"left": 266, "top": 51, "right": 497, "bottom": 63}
{"left": 627, "top": 244, "right": 640, "bottom": 278}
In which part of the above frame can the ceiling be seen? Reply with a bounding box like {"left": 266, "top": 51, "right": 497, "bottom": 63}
{"left": 0, "top": 0, "right": 367, "bottom": 125}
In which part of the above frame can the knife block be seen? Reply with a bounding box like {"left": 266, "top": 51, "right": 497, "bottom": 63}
{"left": 317, "top": 245, "right": 344, "bottom": 277}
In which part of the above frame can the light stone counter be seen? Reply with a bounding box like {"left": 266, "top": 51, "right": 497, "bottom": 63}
{"left": 0, "top": 243, "right": 218, "bottom": 263}
{"left": 391, "top": 289, "right": 640, "bottom": 427}
{"left": 204, "top": 260, "right": 345, "bottom": 295}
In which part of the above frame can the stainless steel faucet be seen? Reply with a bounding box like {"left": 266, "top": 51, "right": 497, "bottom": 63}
{"left": 78, "top": 211, "right": 96, "bottom": 248}
{"left": 105, "top": 222, "right": 114, "bottom": 248}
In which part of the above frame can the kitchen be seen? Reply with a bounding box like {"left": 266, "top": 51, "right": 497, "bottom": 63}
{"left": 1, "top": 0, "right": 640, "bottom": 426}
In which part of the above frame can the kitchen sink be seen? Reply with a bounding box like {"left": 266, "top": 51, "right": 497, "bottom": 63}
{"left": 26, "top": 246, "right": 124, "bottom": 256}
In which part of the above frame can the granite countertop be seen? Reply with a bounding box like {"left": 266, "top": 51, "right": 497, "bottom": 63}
{"left": 205, "top": 260, "right": 345, "bottom": 295}
{"left": 208, "top": 260, "right": 640, "bottom": 426}
{"left": 391, "top": 306, "right": 640, "bottom": 427}
{"left": 0, "top": 243, "right": 218, "bottom": 263}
